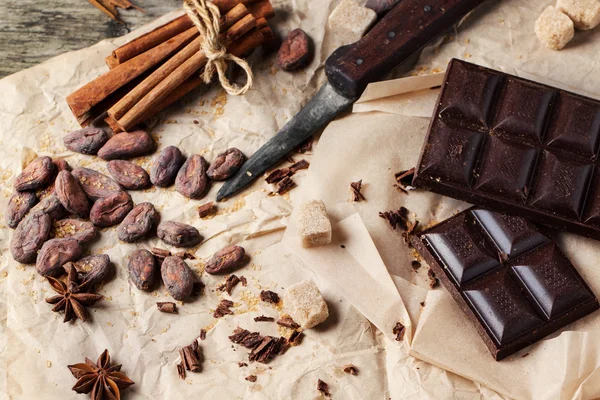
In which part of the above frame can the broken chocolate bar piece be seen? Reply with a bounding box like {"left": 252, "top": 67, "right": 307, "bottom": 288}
{"left": 411, "top": 207, "right": 599, "bottom": 360}
{"left": 413, "top": 59, "right": 600, "bottom": 240}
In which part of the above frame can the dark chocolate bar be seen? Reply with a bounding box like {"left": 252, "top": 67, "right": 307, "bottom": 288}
{"left": 411, "top": 207, "right": 599, "bottom": 360}
{"left": 413, "top": 58, "right": 600, "bottom": 239}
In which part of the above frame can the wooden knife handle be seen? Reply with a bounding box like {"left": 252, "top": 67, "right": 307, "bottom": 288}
{"left": 325, "top": 0, "right": 483, "bottom": 99}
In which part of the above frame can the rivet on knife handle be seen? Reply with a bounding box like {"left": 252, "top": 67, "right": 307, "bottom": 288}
{"left": 325, "top": 0, "right": 483, "bottom": 99}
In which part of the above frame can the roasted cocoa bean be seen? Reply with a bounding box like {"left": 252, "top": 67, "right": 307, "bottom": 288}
{"left": 89, "top": 191, "right": 133, "bottom": 227}
{"left": 106, "top": 160, "right": 151, "bottom": 190}
{"left": 14, "top": 156, "right": 55, "bottom": 191}
{"left": 10, "top": 210, "right": 52, "bottom": 264}
{"left": 205, "top": 245, "right": 246, "bottom": 274}
{"left": 157, "top": 221, "right": 202, "bottom": 248}
{"left": 5, "top": 191, "right": 37, "bottom": 229}
{"left": 30, "top": 195, "right": 67, "bottom": 220}
{"left": 150, "top": 146, "right": 185, "bottom": 187}
{"left": 71, "top": 167, "right": 123, "bottom": 201}
{"left": 206, "top": 148, "right": 245, "bottom": 181}
{"left": 52, "top": 218, "right": 96, "bottom": 243}
{"left": 36, "top": 158, "right": 71, "bottom": 200}
{"left": 36, "top": 238, "right": 82, "bottom": 276}
{"left": 63, "top": 127, "right": 109, "bottom": 155}
{"left": 277, "top": 29, "right": 311, "bottom": 71}
{"left": 55, "top": 170, "right": 90, "bottom": 218}
{"left": 175, "top": 155, "right": 209, "bottom": 199}
{"left": 117, "top": 202, "right": 159, "bottom": 242}
{"left": 161, "top": 256, "right": 194, "bottom": 300}
{"left": 71, "top": 254, "right": 111, "bottom": 288}
{"left": 97, "top": 130, "right": 156, "bottom": 160}
{"left": 128, "top": 249, "right": 158, "bottom": 290}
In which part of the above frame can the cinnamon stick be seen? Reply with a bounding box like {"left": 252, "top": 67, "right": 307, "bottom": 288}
{"left": 67, "top": 27, "right": 198, "bottom": 125}
{"left": 116, "top": 13, "right": 257, "bottom": 131}
{"left": 108, "top": 3, "right": 251, "bottom": 122}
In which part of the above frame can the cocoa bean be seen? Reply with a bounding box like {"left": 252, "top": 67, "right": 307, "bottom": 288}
{"left": 36, "top": 238, "right": 82, "bottom": 276}
{"left": 71, "top": 254, "right": 111, "bottom": 288}
{"left": 71, "top": 167, "right": 123, "bottom": 201}
{"left": 175, "top": 155, "right": 209, "bottom": 199}
{"left": 107, "top": 160, "right": 151, "bottom": 190}
{"left": 52, "top": 218, "right": 96, "bottom": 243}
{"left": 97, "top": 130, "right": 156, "bottom": 160}
{"left": 277, "top": 29, "right": 312, "bottom": 71}
{"left": 5, "top": 191, "right": 37, "bottom": 229}
{"left": 30, "top": 195, "right": 67, "bottom": 220}
{"left": 63, "top": 127, "right": 109, "bottom": 155}
{"left": 10, "top": 210, "right": 52, "bottom": 264}
{"left": 128, "top": 249, "right": 158, "bottom": 290}
{"left": 206, "top": 148, "right": 245, "bottom": 181}
{"left": 36, "top": 158, "right": 71, "bottom": 200}
{"left": 89, "top": 191, "right": 133, "bottom": 227}
{"left": 157, "top": 221, "right": 202, "bottom": 248}
{"left": 161, "top": 256, "right": 194, "bottom": 300}
{"left": 117, "top": 202, "right": 159, "bottom": 242}
{"left": 205, "top": 245, "right": 246, "bottom": 274}
{"left": 150, "top": 145, "right": 185, "bottom": 187}
{"left": 14, "top": 156, "right": 55, "bottom": 191}
{"left": 55, "top": 170, "right": 90, "bottom": 218}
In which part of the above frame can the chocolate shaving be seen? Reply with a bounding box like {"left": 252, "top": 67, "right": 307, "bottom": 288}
{"left": 228, "top": 327, "right": 288, "bottom": 364}
{"left": 238, "top": 361, "right": 248, "bottom": 367}
{"left": 260, "top": 290, "right": 280, "bottom": 304}
{"left": 393, "top": 322, "right": 405, "bottom": 341}
{"left": 199, "top": 329, "right": 207, "bottom": 341}
{"left": 296, "top": 136, "right": 313, "bottom": 153}
{"left": 276, "top": 177, "right": 296, "bottom": 195}
{"left": 427, "top": 269, "right": 439, "bottom": 288}
{"left": 411, "top": 260, "right": 421, "bottom": 270}
{"left": 245, "top": 375, "right": 257, "bottom": 382}
{"left": 288, "top": 330, "right": 303, "bottom": 346}
{"left": 178, "top": 339, "right": 202, "bottom": 379}
{"left": 276, "top": 316, "right": 299, "bottom": 329}
{"left": 317, "top": 379, "right": 331, "bottom": 397}
{"left": 343, "top": 364, "right": 358, "bottom": 375}
{"left": 217, "top": 275, "right": 241, "bottom": 295}
{"left": 350, "top": 180, "right": 366, "bottom": 202}
{"left": 265, "top": 168, "right": 291, "bottom": 184}
{"left": 213, "top": 299, "right": 234, "bottom": 318}
{"left": 240, "top": 276, "right": 247, "bottom": 286}
{"left": 177, "top": 363, "right": 186, "bottom": 380}
{"left": 198, "top": 202, "right": 216, "bottom": 218}
{"left": 393, "top": 168, "right": 416, "bottom": 194}
{"left": 289, "top": 159, "right": 309, "bottom": 173}
{"left": 379, "top": 206, "right": 410, "bottom": 230}
{"left": 254, "top": 315, "right": 275, "bottom": 322}
{"left": 156, "top": 302, "right": 177, "bottom": 314}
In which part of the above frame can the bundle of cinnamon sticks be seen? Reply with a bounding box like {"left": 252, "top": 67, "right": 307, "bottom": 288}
{"left": 67, "top": 0, "right": 275, "bottom": 133}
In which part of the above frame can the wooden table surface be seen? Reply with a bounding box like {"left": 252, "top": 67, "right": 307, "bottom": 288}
{"left": 0, "top": 0, "right": 180, "bottom": 78}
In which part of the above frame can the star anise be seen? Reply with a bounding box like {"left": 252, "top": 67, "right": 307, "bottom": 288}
{"left": 45, "top": 266, "right": 103, "bottom": 323}
{"left": 68, "top": 349, "right": 135, "bottom": 400}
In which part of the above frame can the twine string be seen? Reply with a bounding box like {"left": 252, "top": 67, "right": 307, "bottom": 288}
{"left": 183, "top": 0, "right": 254, "bottom": 95}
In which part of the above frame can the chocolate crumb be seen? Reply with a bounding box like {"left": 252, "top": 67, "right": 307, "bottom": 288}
{"left": 156, "top": 302, "right": 177, "bottom": 314}
{"left": 240, "top": 276, "right": 247, "bottom": 286}
{"left": 245, "top": 375, "right": 257, "bottom": 382}
{"left": 254, "top": 315, "right": 275, "bottom": 322}
{"left": 276, "top": 177, "right": 296, "bottom": 195}
{"left": 276, "top": 316, "right": 299, "bottom": 329}
{"left": 217, "top": 275, "right": 241, "bottom": 295}
{"left": 411, "top": 260, "right": 421, "bottom": 270}
{"left": 213, "top": 299, "right": 234, "bottom": 318}
{"left": 420, "top": 301, "right": 426, "bottom": 307}
{"left": 297, "top": 136, "right": 313, "bottom": 153}
{"left": 392, "top": 322, "right": 405, "bottom": 342}
{"left": 427, "top": 269, "right": 439, "bottom": 288}
{"left": 342, "top": 364, "right": 358, "bottom": 375}
{"left": 260, "top": 290, "right": 280, "bottom": 304}
{"left": 288, "top": 329, "right": 303, "bottom": 346}
{"left": 393, "top": 168, "right": 416, "bottom": 194}
{"left": 350, "top": 180, "right": 366, "bottom": 202}
{"left": 379, "top": 207, "right": 410, "bottom": 231}
{"left": 317, "top": 379, "right": 331, "bottom": 397}
{"left": 199, "top": 329, "right": 207, "bottom": 341}
{"left": 238, "top": 361, "right": 248, "bottom": 367}
{"left": 522, "top": 352, "right": 530, "bottom": 358}
{"left": 198, "top": 202, "right": 216, "bottom": 218}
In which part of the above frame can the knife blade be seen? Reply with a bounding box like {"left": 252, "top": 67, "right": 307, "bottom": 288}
{"left": 217, "top": 0, "right": 484, "bottom": 201}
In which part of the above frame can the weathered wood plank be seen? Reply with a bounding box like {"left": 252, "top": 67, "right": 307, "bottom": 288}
{"left": 0, "top": 0, "right": 180, "bottom": 78}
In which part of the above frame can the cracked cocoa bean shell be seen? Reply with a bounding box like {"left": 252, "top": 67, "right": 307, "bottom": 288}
{"left": 205, "top": 245, "right": 246, "bottom": 274}
{"left": 55, "top": 170, "right": 91, "bottom": 218}
{"left": 106, "top": 160, "right": 151, "bottom": 190}
{"left": 150, "top": 145, "right": 185, "bottom": 187}
{"left": 36, "top": 238, "right": 82, "bottom": 276}
{"left": 117, "top": 202, "right": 159, "bottom": 242}
{"left": 5, "top": 191, "right": 37, "bottom": 229}
{"left": 277, "top": 29, "right": 311, "bottom": 71}
{"left": 10, "top": 210, "right": 52, "bottom": 264}
{"left": 30, "top": 194, "right": 67, "bottom": 220}
{"left": 52, "top": 218, "right": 97, "bottom": 243}
{"left": 14, "top": 156, "right": 55, "bottom": 191}
{"left": 161, "top": 256, "right": 194, "bottom": 300}
{"left": 97, "top": 130, "right": 156, "bottom": 160}
{"left": 128, "top": 249, "right": 157, "bottom": 291}
{"left": 157, "top": 221, "right": 202, "bottom": 248}
{"left": 175, "top": 154, "right": 209, "bottom": 199}
{"left": 71, "top": 167, "right": 123, "bottom": 201}
{"left": 63, "top": 127, "right": 109, "bottom": 155}
{"left": 206, "top": 148, "right": 245, "bottom": 181}
{"left": 89, "top": 191, "right": 133, "bottom": 227}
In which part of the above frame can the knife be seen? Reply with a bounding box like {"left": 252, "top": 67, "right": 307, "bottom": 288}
{"left": 217, "top": 0, "right": 484, "bottom": 201}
